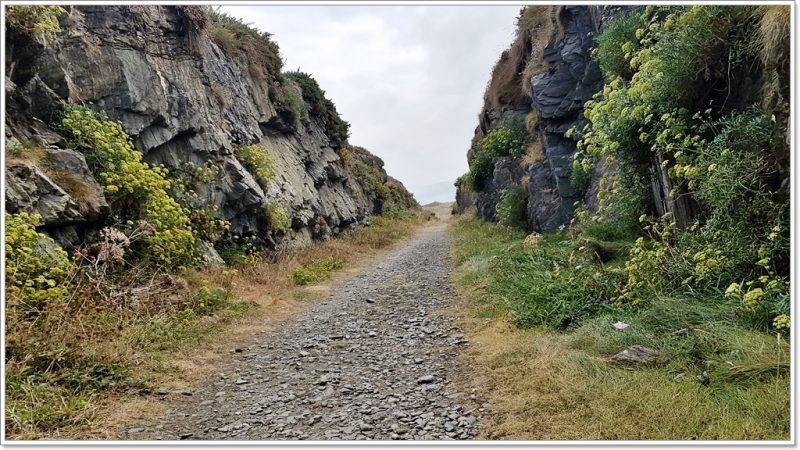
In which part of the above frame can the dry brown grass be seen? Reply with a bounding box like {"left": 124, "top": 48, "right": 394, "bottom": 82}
{"left": 47, "top": 171, "right": 105, "bottom": 216}
{"left": 756, "top": 5, "right": 790, "bottom": 116}
{"left": 524, "top": 110, "right": 539, "bottom": 132}
{"left": 519, "top": 6, "right": 564, "bottom": 96}
{"left": 484, "top": 6, "right": 561, "bottom": 110}
{"left": 522, "top": 141, "right": 544, "bottom": 165}
{"left": 756, "top": 5, "right": 790, "bottom": 68}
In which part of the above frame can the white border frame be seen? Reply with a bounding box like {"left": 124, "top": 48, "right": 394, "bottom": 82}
{"left": 0, "top": 1, "right": 795, "bottom": 448}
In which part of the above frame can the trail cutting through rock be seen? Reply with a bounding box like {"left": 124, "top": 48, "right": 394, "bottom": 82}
{"left": 130, "top": 224, "right": 487, "bottom": 440}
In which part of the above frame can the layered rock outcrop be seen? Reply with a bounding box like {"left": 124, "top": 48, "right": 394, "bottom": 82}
{"left": 455, "top": 6, "right": 604, "bottom": 232}
{"left": 5, "top": 5, "right": 416, "bottom": 251}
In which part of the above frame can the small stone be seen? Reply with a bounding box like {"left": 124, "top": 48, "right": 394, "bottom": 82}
{"left": 179, "top": 432, "right": 193, "bottom": 440}
{"left": 235, "top": 378, "right": 249, "bottom": 385}
{"left": 612, "top": 321, "right": 629, "bottom": 331}
{"left": 416, "top": 375, "right": 435, "bottom": 384}
{"left": 127, "top": 428, "right": 145, "bottom": 434}
{"left": 299, "top": 351, "right": 311, "bottom": 357}
{"left": 368, "top": 331, "right": 377, "bottom": 337}
{"left": 366, "top": 298, "right": 375, "bottom": 304}
{"left": 155, "top": 388, "right": 169, "bottom": 395}
{"left": 611, "top": 345, "right": 662, "bottom": 365}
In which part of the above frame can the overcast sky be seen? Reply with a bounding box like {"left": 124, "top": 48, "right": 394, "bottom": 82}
{"left": 220, "top": 5, "right": 520, "bottom": 204}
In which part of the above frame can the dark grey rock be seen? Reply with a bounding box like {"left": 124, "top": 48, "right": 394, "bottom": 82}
{"left": 5, "top": 5, "right": 416, "bottom": 253}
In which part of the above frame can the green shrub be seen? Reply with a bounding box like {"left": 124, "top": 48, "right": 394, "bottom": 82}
{"left": 233, "top": 144, "right": 275, "bottom": 188}
{"left": 291, "top": 258, "right": 345, "bottom": 286}
{"left": 594, "top": 11, "right": 646, "bottom": 81}
{"left": 467, "top": 115, "right": 529, "bottom": 192}
{"left": 282, "top": 91, "right": 309, "bottom": 126}
{"left": 5, "top": 5, "right": 65, "bottom": 39}
{"left": 569, "top": 152, "right": 595, "bottom": 192}
{"left": 204, "top": 7, "right": 282, "bottom": 80}
{"left": 465, "top": 149, "right": 496, "bottom": 192}
{"left": 575, "top": 168, "right": 645, "bottom": 241}
{"left": 496, "top": 187, "right": 527, "bottom": 229}
{"left": 168, "top": 161, "right": 230, "bottom": 243}
{"left": 478, "top": 115, "right": 528, "bottom": 158}
{"left": 60, "top": 106, "right": 198, "bottom": 267}
{"left": 5, "top": 213, "right": 73, "bottom": 312}
{"left": 217, "top": 234, "right": 262, "bottom": 266}
{"left": 264, "top": 200, "right": 291, "bottom": 232}
{"left": 283, "top": 71, "right": 350, "bottom": 148}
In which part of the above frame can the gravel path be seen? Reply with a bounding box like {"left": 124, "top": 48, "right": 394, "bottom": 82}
{"left": 129, "top": 224, "right": 486, "bottom": 440}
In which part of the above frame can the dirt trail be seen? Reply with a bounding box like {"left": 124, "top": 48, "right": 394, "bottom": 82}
{"left": 130, "top": 224, "right": 485, "bottom": 440}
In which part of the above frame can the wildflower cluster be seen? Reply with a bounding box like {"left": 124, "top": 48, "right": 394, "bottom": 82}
{"left": 60, "top": 106, "right": 199, "bottom": 267}
{"left": 233, "top": 144, "right": 275, "bottom": 188}
{"left": 5, "top": 213, "right": 73, "bottom": 309}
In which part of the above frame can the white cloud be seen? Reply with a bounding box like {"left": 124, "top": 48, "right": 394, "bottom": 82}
{"left": 220, "top": 5, "right": 520, "bottom": 202}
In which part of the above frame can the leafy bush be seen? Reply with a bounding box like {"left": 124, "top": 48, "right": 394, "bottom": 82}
{"left": 467, "top": 115, "right": 529, "bottom": 191}
{"left": 5, "top": 213, "right": 73, "bottom": 312}
{"left": 264, "top": 200, "right": 291, "bottom": 232}
{"left": 233, "top": 144, "right": 275, "bottom": 188}
{"left": 204, "top": 7, "right": 282, "bottom": 80}
{"left": 168, "top": 161, "right": 230, "bottom": 243}
{"left": 217, "top": 234, "right": 262, "bottom": 265}
{"left": 282, "top": 91, "right": 309, "bottom": 127}
{"left": 5, "top": 5, "right": 65, "bottom": 39}
{"left": 478, "top": 115, "right": 528, "bottom": 158}
{"left": 569, "top": 152, "right": 594, "bottom": 192}
{"left": 60, "top": 106, "right": 198, "bottom": 267}
{"left": 283, "top": 71, "right": 351, "bottom": 148}
{"left": 465, "top": 149, "right": 496, "bottom": 192}
{"left": 496, "top": 187, "right": 527, "bottom": 229}
{"left": 291, "top": 258, "right": 345, "bottom": 286}
{"left": 594, "top": 11, "right": 646, "bottom": 81}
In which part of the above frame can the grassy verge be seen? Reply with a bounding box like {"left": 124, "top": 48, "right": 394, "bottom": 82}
{"left": 5, "top": 209, "right": 431, "bottom": 440}
{"left": 450, "top": 216, "right": 789, "bottom": 440}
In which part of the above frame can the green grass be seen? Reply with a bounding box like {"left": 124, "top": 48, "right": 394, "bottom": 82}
{"left": 291, "top": 258, "right": 346, "bottom": 286}
{"left": 450, "top": 215, "right": 789, "bottom": 440}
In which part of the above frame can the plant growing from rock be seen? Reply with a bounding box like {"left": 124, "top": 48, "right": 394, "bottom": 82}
{"left": 233, "top": 144, "right": 275, "bottom": 189}
{"left": 60, "top": 105, "right": 199, "bottom": 268}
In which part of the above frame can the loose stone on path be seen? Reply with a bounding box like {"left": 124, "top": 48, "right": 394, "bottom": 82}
{"left": 130, "top": 225, "right": 483, "bottom": 440}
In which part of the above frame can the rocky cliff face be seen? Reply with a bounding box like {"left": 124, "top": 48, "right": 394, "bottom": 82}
{"left": 455, "top": 6, "right": 604, "bottom": 232}
{"left": 5, "top": 5, "right": 416, "bottom": 252}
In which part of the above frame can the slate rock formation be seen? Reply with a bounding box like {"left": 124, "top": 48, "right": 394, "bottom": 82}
{"left": 5, "top": 5, "right": 416, "bottom": 251}
{"left": 455, "top": 6, "right": 604, "bottom": 232}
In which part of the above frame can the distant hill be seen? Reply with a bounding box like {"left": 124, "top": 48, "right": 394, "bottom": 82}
{"left": 422, "top": 201, "right": 455, "bottom": 220}
{"left": 410, "top": 181, "right": 456, "bottom": 205}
